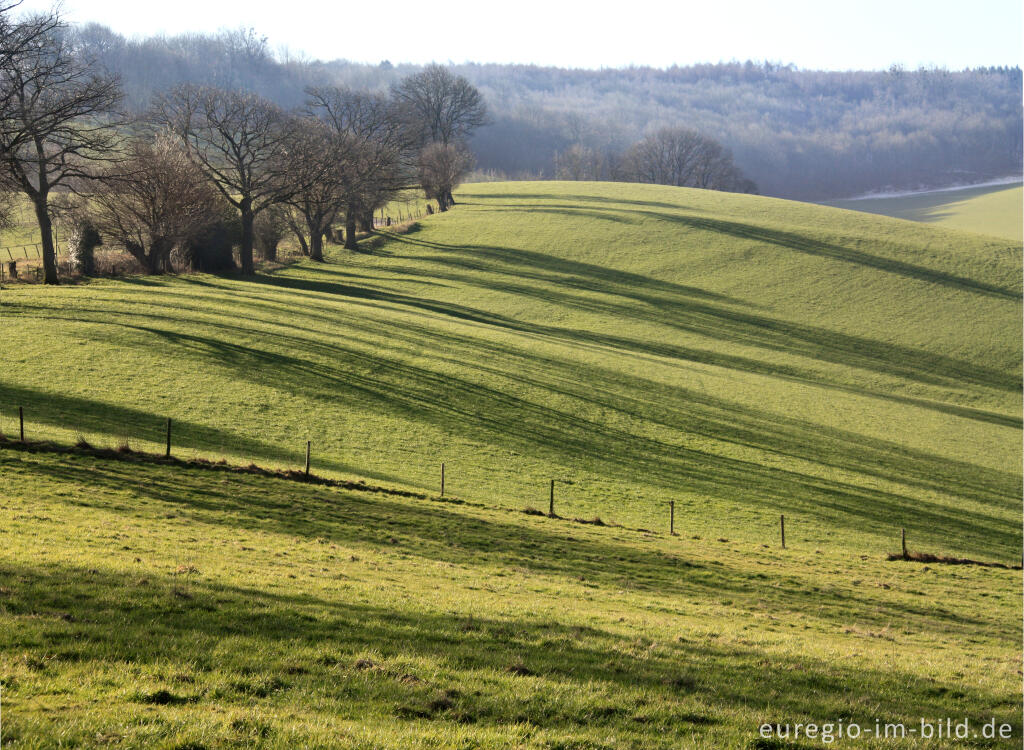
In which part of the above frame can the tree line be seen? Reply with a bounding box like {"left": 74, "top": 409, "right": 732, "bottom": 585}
{"left": 5, "top": 13, "right": 1018, "bottom": 286}
{"left": 553, "top": 129, "right": 756, "bottom": 193}
{"left": 60, "top": 24, "right": 1022, "bottom": 200}
{"left": 0, "top": 9, "right": 486, "bottom": 284}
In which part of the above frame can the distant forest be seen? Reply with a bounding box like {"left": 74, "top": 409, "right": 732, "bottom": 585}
{"left": 71, "top": 24, "right": 1023, "bottom": 200}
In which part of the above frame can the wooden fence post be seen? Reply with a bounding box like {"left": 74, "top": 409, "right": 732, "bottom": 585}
{"left": 441, "top": 462, "right": 445, "bottom": 496}
{"left": 901, "top": 527, "right": 907, "bottom": 559}
{"left": 165, "top": 418, "right": 172, "bottom": 458}
{"left": 549, "top": 479, "right": 555, "bottom": 516}
{"left": 780, "top": 514, "right": 786, "bottom": 549}
{"left": 18, "top": 406, "right": 24, "bottom": 442}
{"left": 304, "top": 440, "right": 311, "bottom": 478}
{"left": 669, "top": 501, "right": 675, "bottom": 535}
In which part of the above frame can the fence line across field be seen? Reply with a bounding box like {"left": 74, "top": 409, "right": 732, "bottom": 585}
{"left": 0, "top": 401, "right": 938, "bottom": 564}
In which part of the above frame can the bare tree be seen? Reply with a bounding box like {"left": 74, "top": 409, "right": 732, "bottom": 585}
{"left": 0, "top": 14, "right": 122, "bottom": 284}
{"left": 391, "top": 65, "right": 488, "bottom": 148}
{"left": 280, "top": 117, "right": 353, "bottom": 261}
{"left": 626, "top": 127, "right": 756, "bottom": 193}
{"left": 305, "top": 86, "right": 413, "bottom": 250}
{"left": 152, "top": 84, "right": 299, "bottom": 275}
{"left": 392, "top": 65, "right": 487, "bottom": 209}
{"left": 87, "top": 134, "right": 222, "bottom": 274}
{"left": 0, "top": 5, "right": 60, "bottom": 94}
{"left": 0, "top": 187, "right": 13, "bottom": 231}
{"left": 554, "top": 144, "right": 604, "bottom": 181}
{"left": 254, "top": 204, "right": 289, "bottom": 262}
{"left": 418, "top": 142, "right": 474, "bottom": 212}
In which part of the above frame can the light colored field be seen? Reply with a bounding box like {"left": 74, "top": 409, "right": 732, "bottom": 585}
{"left": 0, "top": 181, "right": 1020, "bottom": 747}
{"left": 826, "top": 181, "right": 1023, "bottom": 242}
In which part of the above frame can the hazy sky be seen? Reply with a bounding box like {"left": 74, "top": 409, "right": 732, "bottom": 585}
{"left": 13, "top": 0, "right": 1023, "bottom": 70}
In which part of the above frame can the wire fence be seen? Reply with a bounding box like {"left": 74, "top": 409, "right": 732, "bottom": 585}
{"left": 372, "top": 203, "right": 431, "bottom": 228}
{"left": 3, "top": 398, "right": 1018, "bottom": 570}
{"left": 0, "top": 401, "right": 307, "bottom": 472}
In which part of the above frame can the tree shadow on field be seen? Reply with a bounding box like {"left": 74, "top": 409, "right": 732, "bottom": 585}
{"left": 483, "top": 205, "right": 639, "bottom": 224}
{"left": 203, "top": 262, "right": 1017, "bottom": 433}
{"left": 0, "top": 381, "right": 293, "bottom": 463}
{"left": 101, "top": 314, "right": 1024, "bottom": 531}
{"left": 635, "top": 208, "right": 1021, "bottom": 300}
{"left": 381, "top": 232, "right": 1020, "bottom": 394}
{"left": 454, "top": 192, "right": 1020, "bottom": 300}
{"left": 0, "top": 381, "right": 406, "bottom": 486}
{"left": 0, "top": 548, "right": 1019, "bottom": 738}
{"left": 12, "top": 454, "right": 1018, "bottom": 638}
{"left": 8, "top": 278, "right": 1019, "bottom": 558}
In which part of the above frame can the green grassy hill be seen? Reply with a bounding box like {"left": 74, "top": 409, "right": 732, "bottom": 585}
{"left": 0, "top": 181, "right": 1020, "bottom": 747}
{"left": 825, "top": 181, "right": 1023, "bottom": 242}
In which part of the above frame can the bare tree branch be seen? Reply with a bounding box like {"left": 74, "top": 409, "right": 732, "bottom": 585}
{"left": 86, "top": 133, "right": 223, "bottom": 273}
{"left": 391, "top": 65, "right": 488, "bottom": 147}
{"left": 0, "top": 12, "right": 122, "bottom": 283}
{"left": 151, "top": 84, "right": 301, "bottom": 274}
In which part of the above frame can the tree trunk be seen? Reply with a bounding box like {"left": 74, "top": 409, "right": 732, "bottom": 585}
{"left": 154, "top": 238, "right": 173, "bottom": 274}
{"left": 285, "top": 216, "right": 308, "bottom": 256}
{"left": 303, "top": 212, "right": 326, "bottom": 262}
{"left": 32, "top": 195, "right": 58, "bottom": 284}
{"left": 308, "top": 228, "right": 324, "bottom": 262}
{"left": 444, "top": 189, "right": 455, "bottom": 208}
{"left": 124, "top": 241, "right": 154, "bottom": 274}
{"left": 344, "top": 212, "right": 358, "bottom": 251}
{"left": 239, "top": 201, "right": 255, "bottom": 275}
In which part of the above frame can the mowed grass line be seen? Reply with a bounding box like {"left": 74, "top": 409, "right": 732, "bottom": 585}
{"left": 0, "top": 182, "right": 1020, "bottom": 565}
{"left": 0, "top": 449, "right": 1019, "bottom": 749}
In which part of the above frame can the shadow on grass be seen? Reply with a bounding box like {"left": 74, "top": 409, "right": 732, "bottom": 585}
{"left": 4, "top": 459, "right": 1019, "bottom": 733}
{"left": 5, "top": 279, "right": 1020, "bottom": 559}
{"left": 12, "top": 453, "right": 1017, "bottom": 637}
{"left": 0, "top": 381, "right": 410, "bottom": 488}
{"left": 380, "top": 233, "right": 1021, "bottom": 394}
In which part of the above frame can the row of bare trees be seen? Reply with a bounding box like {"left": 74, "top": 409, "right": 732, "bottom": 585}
{"left": 0, "top": 5, "right": 485, "bottom": 283}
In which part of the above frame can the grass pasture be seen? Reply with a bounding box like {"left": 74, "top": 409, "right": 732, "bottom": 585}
{"left": 0, "top": 181, "right": 1020, "bottom": 747}
{"left": 825, "top": 181, "right": 1023, "bottom": 242}
{"left": 0, "top": 446, "right": 1019, "bottom": 748}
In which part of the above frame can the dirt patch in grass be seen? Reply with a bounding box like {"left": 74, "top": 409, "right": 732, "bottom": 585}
{"left": 887, "top": 551, "right": 1021, "bottom": 570}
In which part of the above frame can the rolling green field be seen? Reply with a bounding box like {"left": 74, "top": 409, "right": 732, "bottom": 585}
{"left": 825, "top": 181, "right": 1023, "bottom": 242}
{"left": 0, "top": 181, "right": 1020, "bottom": 747}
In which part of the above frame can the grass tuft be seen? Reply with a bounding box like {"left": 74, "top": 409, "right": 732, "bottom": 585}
{"left": 506, "top": 661, "right": 535, "bottom": 677}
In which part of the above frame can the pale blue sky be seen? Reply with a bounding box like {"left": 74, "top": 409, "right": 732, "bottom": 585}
{"left": 15, "top": 0, "right": 1024, "bottom": 70}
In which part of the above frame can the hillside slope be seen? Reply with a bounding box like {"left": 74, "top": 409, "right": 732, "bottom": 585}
{"left": 826, "top": 181, "right": 1023, "bottom": 242}
{"left": 1, "top": 182, "right": 1020, "bottom": 563}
